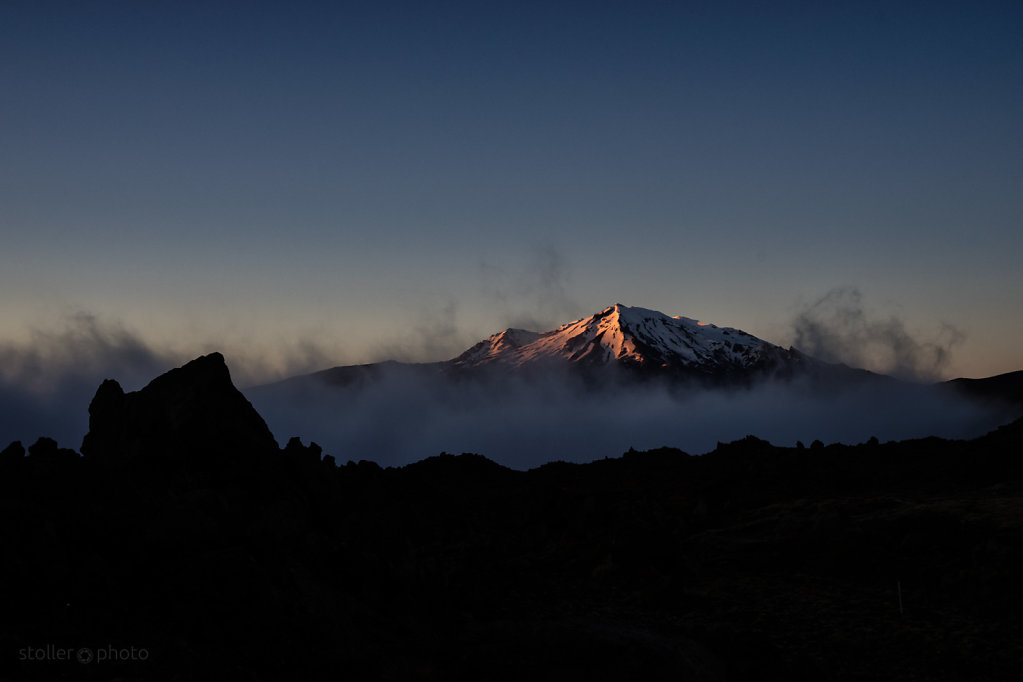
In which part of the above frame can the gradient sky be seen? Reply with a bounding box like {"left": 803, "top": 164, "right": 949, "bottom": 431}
{"left": 3, "top": 0, "right": 1022, "bottom": 384}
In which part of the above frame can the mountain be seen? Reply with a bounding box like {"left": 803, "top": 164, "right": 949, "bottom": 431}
{"left": 297, "top": 303, "right": 863, "bottom": 390}
{"left": 452, "top": 303, "right": 815, "bottom": 380}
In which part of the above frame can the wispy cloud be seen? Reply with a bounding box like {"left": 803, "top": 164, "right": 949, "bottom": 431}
{"left": 368, "top": 296, "right": 468, "bottom": 364}
{"left": 0, "top": 311, "right": 181, "bottom": 448}
{"left": 790, "top": 287, "right": 965, "bottom": 381}
{"left": 480, "top": 243, "right": 580, "bottom": 332}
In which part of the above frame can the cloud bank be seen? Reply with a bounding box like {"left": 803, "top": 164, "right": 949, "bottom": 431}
{"left": 248, "top": 366, "right": 1012, "bottom": 470}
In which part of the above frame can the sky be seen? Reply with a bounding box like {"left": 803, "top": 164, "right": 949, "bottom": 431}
{"left": 2, "top": 0, "right": 1022, "bottom": 395}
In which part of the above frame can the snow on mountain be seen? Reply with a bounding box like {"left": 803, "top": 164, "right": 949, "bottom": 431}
{"left": 451, "top": 303, "right": 801, "bottom": 375}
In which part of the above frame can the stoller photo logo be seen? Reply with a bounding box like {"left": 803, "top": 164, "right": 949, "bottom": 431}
{"left": 19, "top": 644, "right": 149, "bottom": 664}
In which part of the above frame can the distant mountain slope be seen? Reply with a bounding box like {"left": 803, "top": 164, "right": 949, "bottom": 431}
{"left": 945, "top": 370, "right": 1023, "bottom": 409}
{"left": 291, "top": 359, "right": 446, "bottom": 390}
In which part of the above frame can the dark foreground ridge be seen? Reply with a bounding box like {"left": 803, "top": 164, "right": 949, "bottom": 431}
{"left": 1, "top": 355, "right": 1022, "bottom": 681}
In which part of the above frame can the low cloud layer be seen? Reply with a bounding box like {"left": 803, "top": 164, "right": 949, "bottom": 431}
{"left": 791, "top": 287, "right": 965, "bottom": 381}
{"left": 249, "top": 367, "right": 1013, "bottom": 470}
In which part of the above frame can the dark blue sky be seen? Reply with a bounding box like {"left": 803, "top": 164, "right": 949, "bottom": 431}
{"left": 3, "top": 0, "right": 1021, "bottom": 381}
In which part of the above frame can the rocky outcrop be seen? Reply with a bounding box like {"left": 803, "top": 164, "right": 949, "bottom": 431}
{"left": 80, "top": 352, "right": 279, "bottom": 469}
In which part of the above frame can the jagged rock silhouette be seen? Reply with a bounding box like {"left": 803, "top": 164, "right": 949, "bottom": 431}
{"left": 80, "top": 352, "right": 279, "bottom": 470}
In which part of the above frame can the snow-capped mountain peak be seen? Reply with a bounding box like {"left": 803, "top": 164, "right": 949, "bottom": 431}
{"left": 452, "top": 303, "right": 792, "bottom": 374}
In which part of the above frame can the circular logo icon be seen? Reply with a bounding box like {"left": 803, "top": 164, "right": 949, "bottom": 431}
{"left": 76, "top": 648, "right": 94, "bottom": 664}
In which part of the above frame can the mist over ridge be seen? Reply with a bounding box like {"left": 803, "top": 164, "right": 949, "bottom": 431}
{"left": 247, "top": 298, "right": 1014, "bottom": 469}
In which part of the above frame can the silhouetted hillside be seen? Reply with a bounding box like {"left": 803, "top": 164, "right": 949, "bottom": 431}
{"left": 945, "top": 370, "right": 1023, "bottom": 410}
{"left": 1, "top": 355, "right": 1021, "bottom": 680}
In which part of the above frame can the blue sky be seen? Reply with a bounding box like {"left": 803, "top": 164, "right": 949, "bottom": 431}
{"left": 3, "top": 0, "right": 1022, "bottom": 383}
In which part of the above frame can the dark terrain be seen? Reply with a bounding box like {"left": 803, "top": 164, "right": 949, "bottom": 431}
{"left": 1, "top": 353, "right": 1021, "bottom": 680}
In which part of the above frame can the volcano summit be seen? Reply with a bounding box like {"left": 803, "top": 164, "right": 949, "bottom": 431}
{"left": 451, "top": 303, "right": 817, "bottom": 382}
{"left": 293, "top": 303, "right": 842, "bottom": 391}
